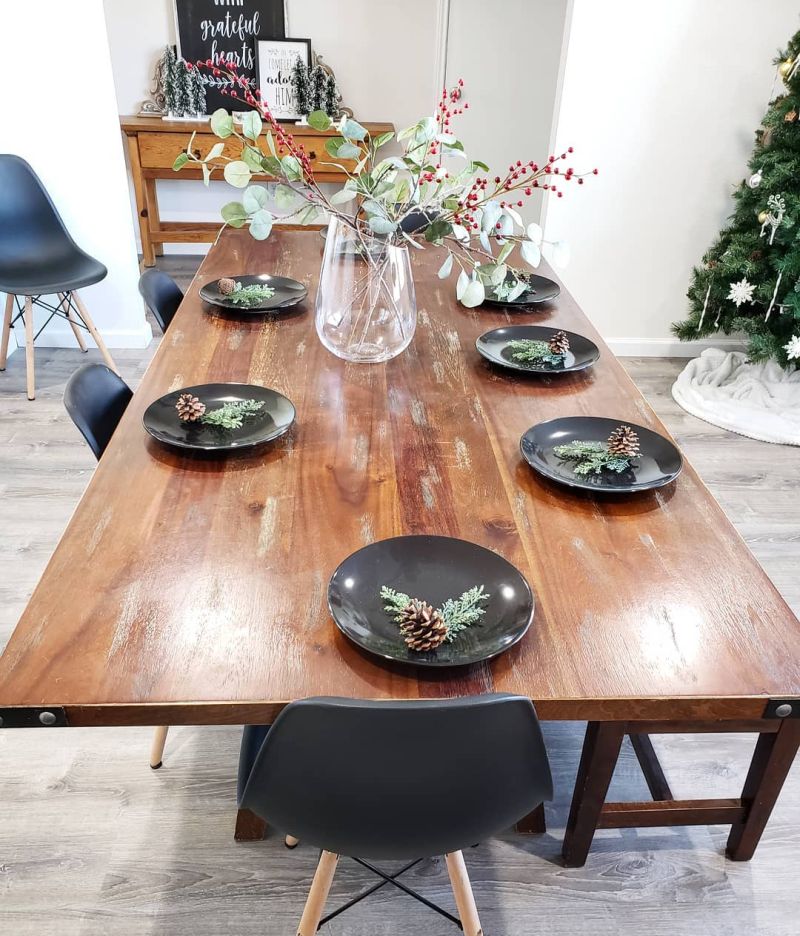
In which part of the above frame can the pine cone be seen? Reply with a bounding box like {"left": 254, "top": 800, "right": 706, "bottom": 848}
{"left": 176, "top": 393, "right": 206, "bottom": 422}
{"left": 548, "top": 330, "right": 570, "bottom": 356}
{"left": 607, "top": 424, "right": 640, "bottom": 459}
{"left": 218, "top": 277, "right": 237, "bottom": 296}
{"left": 398, "top": 599, "right": 448, "bottom": 652}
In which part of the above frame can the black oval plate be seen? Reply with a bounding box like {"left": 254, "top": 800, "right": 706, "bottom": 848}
{"left": 476, "top": 325, "right": 599, "bottom": 374}
{"left": 520, "top": 416, "right": 683, "bottom": 493}
{"left": 484, "top": 273, "right": 560, "bottom": 307}
{"left": 143, "top": 382, "right": 295, "bottom": 452}
{"left": 328, "top": 535, "right": 534, "bottom": 667}
{"left": 200, "top": 275, "right": 307, "bottom": 313}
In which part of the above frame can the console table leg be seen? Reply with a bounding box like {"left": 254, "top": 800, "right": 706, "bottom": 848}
{"left": 144, "top": 178, "right": 164, "bottom": 258}
{"left": 125, "top": 133, "right": 156, "bottom": 267}
{"left": 727, "top": 718, "right": 800, "bottom": 861}
{"left": 562, "top": 721, "right": 625, "bottom": 867}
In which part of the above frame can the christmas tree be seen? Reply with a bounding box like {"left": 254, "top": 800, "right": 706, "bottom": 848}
{"left": 310, "top": 65, "right": 328, "bottom": 113}
{"left": 162, "top": 45, "right": 179, "bottom": 116}
{"left": 323, "top": 73, "right": 340, "bottom": 119}
{"left": 673, "top": 30, "right": 800, "bottom": 368}
{"left": 291, "top": 58, "right": 312, "bottom": 118}
{"left": 189, "top": 66, "right": 207, "bottom": 116}
{"left": 174, "top": 58, "right": 194, "bottom": 117}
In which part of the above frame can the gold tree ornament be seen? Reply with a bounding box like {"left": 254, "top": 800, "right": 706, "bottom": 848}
{"left": 607, "top": 424, "right": 641, "bottom": 459}
{"left": 785, "top": 108, "right": 798, "bottom": 123}
{"left": 218, "top": 277, "right": 236, "bottom": 295}
{"left": 779, "top": 59, "right": 795, "bottom": 78}
{"left": 176, "top": 393, "right": 207, "bottom": 422}
{"left": 758, "top": 209, "right": 769, "bottom": 224}
{"left": 548, "top": 330, "right": 570, "bottom": 356}
{"left": 397, "top": 599, "right": 449, "bottom": 651}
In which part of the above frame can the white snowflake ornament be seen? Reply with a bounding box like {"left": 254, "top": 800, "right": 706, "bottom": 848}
{"left": 784, "top": 335, "right": 800, "bottom": 360}
{"left": 727, "top": 278, "right": 756, "bottom": 307}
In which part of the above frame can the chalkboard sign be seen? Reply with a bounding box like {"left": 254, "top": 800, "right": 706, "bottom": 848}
{"left": 174, "top": 0, "right": 286, "bottom": 114}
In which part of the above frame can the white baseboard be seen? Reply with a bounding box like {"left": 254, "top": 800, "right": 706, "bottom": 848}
{"left": 606, "top": 337, "right": 746, "bottom": 358}
{"left": 4, "top": 323, "right": 153, "bottom": 356}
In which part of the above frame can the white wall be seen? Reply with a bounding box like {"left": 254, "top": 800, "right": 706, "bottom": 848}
{"left": 544, "top": 0, "right": 798, "bottom": 354}
{"left": 103, "top": 0, "right": 568, "bottom": 251}
{"left": 0, "top": 1, "right": 151, "bottom": 355}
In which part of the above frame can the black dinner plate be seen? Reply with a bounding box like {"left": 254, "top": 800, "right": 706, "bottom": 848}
{"left": 484, "top": 273, "right": 560, "bottom": 307}
{"left": 520, "top": 416, "right": 683, "bottom": 493}
{"left": 476, "top": 325, "right": 599, "bottom": 374}
{"left": 143, "top": 382, "right": 295, "bottom": 452}
{"left": 328, "top": 535, "right": 534, "bottom": 667}
{"left": 199, "top": 274, "right": 307, "bottom": 312}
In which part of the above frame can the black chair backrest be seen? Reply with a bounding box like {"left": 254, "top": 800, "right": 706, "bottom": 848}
{"left": 239, "top": 694, "right": 552, "bottom": 860}
{"left": 64, "top": 364, "right": 132, "bottom": 460}
{"left": 0, "top": 154, "right": 76, "bottom": 264}
{"left": 138, "top": 269, "right": 183, "bottom": 332}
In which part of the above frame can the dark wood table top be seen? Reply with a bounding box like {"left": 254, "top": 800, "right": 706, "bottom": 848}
{"left": 2, "top": 230, "right": 799, "bottom": 726}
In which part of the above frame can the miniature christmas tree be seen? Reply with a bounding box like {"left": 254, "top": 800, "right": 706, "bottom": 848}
{"left": 310, "top": 65, "right": 328, "bottom": 112}
{"left": 673, "top": 29, "right": 800, "bottom": 367}
{"left": 162, "top": 45, "right": 179, "bottom": 116}
{"left": 323, "top": 73, "right": 340, "bottom": 119}
{"left": 174, "top": 59, "right": 193, "bottom": 117}
{"left": 291, "top": 58, "right": 312, "bottom": 119}
{"left": 189, "top": 66, "right": 207, "bottom": 116}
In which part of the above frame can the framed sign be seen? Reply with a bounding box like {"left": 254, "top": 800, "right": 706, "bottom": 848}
{"left": 255, "top": 37, "right": 311, "bottom": 121}
{"left": 173, "top": 1, "right": 286, "bottom": 113}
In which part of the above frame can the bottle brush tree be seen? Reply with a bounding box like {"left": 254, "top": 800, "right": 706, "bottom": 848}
{"left": 673, "top": 29, "right": 800, "bottom": 368}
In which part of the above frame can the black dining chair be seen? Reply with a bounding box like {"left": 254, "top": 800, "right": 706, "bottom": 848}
{"left": 0, "top": 154, "right": 117, "bottom": 400}
{"left": 237, "top": 694, "right": 552, "bottom": 935}
{"left": 138, "top": 269, "right": 183, "bottom": 333}
{"left": 64, "top": 364, "right": 170, "bottom": 769}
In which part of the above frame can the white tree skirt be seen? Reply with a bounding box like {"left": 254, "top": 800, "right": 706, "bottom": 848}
{"left": 671, "top": 348, "right": 800, "bottom": 445}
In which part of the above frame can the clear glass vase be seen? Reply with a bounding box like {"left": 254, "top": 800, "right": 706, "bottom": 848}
{"left": 315, "top": 216, "right": 417, "bottom": 363}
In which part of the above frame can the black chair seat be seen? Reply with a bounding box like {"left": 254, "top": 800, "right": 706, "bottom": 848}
{"left": 0, "top": 154, "right": 107, "bottom": 295}
{"left": 0, "top": 250, "right": 107, "bottom": 296}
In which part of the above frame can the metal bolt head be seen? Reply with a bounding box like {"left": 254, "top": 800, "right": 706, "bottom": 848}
{"left": 0, "top": 715, "right": 3, "bottom": 728}
{"left": 38, "top": 711, "right": 57, "bottom": 726}
{"left": 775, "top": 703, "right": 793, "bottom": 718}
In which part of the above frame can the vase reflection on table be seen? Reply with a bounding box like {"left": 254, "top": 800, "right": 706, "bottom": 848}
{"left": 315, "top": 217, "right": 417, "bottom": 363}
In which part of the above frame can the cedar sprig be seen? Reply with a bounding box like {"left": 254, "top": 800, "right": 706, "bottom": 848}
{"left": 380, "top": 584, "right": 491, "bottom": 642}
{"left": 224, "top": 283, "right": 276, "bottom": 307}
{"left": 200, "top": 399, "right": 264, "bottom": 429}
{"left": 507, "top": 339, "right": 565, "bottom": 366}
{"left": 552, "top": 440, "right": 633, "bottom": 476}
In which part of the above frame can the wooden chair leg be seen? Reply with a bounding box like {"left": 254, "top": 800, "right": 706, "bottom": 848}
{"left": 445, "top": 851, "right": 483, "bottom": 936}
{"left": 149, "top": 725, "right": 169, "bottom": 769}
{"left": 24, "top": 296, "right": 35, "bottom": 400}
{"left": 727, "top": 718, "right": 800, "bottom": 860}
{"left": 60, "top": 293, "right": 87, "bottom": 352}
{"left": 0, "top": 292, "right": 13, "bottom": 370}
{"left": 70, "top": 291, "right": 119, "bottom": 374}
{"left": 234, "top": 807, "right": 268, "bottom": 841}
{"left": 297, "top": 851, "right": 339, "bottom": 936}
{"left": 562, "top": 721, "right": 626, "bottom": 867}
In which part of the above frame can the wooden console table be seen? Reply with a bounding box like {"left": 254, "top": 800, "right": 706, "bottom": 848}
{"left": 120, "top": 115, "right": 394, "bottom": 267}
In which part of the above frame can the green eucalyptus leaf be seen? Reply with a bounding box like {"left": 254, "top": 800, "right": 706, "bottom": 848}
{"left": 329, "top": 188, "right": 358, "bottom": 205}
{"left": 173, "top": 152, "right": 189, "bottom": 171}
{"left": 249, "top": 208, "right": 273, "bottom": 240}
{"left": 297, "top": 204, "right": 320, "bottom": 225}
{"left": 274, "top": 184, "right": 298, "bottom": 210}
{"left": 261, "top": 155, "right": 283, "bottom": 176}
{"left": 520, "top": 240, "right": 542, "bottom": 268}
{"left": 342, "top": 118, "right": 368, "bottom": 141}
{"left": 497, "top": 242, "right": 514, "bottom": 265}
{"left": 223, "top": 160, "right": 252, "bottom": 188}
{"left": 205, "top": 142, "right": 225, "bottom": 161}
{"left": 221, "top": 201, "right": 248, "bottom": 228}
{"left": 460, "top": 278, "right": 486, "bottom": 308}
{"left": 307, "top": 110, "right": 332, "bottom": 131}
{"left": 242, "top": 184, "right": 269, "bottom": 213}
{"left": 241, "top": 111, "right": 262, "bottom": 141}
{"left": 265, "top": 130, "right": 277, "bottom": 157}
{"left": 242, "top": 145, "right": 264, "bottom": 171}
{"left": 456, "top": 270, "right": 469, "bottom": 300}
{"left": 325, "top": 136, "right": 346, "bottom": 157}
{"left": 414, "top": 115, "right": 437, "bottom": 144}
{"left": 210, "top": 108, "right": 234, "bottom": 139}
{"left": 281, "top": 154, "right": 303, "bottom": 181}
{"left": 470, "top": 160, "right": 490, "bottom": 172}
{"left": 396, "top": 124, "right": 416, "bottom": 142}
{"left": 368, "top": 216, "right": 398, "bottom": 235}
{"left": 336, "top": 142, "right": 360, "bottom": 160}
{"left": 438, "top": 254, "right": 454, "bottom": 279}
{"left": 373, "top": 131, "right": 394, "bottom": 149}
{"left": 424, "top": 218, "right": 453, "bottom": 243}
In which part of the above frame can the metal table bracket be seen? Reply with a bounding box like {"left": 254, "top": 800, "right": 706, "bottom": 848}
{"left": 0, "top": 706, "right": 68, "bottom": 728}
{"left": 764, "top": 699, "right": 800, "bottom": 719}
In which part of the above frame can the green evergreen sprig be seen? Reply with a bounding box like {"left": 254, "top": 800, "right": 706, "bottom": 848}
{"left": 201, "top": 400, "right": 264, "bottom": 429}
{"left": 379, "top": 584, "right": 490, "bottom": 643}
{"left": 553, "top": 440, "right": 633, "bottom": 476}
{"left": 225, "top": 283, "right": 276, "bottom": 307}
{"left": 507, "top": 339, "right": 565, "bottom": 366}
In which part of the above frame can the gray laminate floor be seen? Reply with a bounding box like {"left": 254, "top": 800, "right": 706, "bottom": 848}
{"left": 1, "top": 258, "right": 798, "bottom": 936}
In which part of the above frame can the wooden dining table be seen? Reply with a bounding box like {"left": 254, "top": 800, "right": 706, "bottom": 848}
{"left": 1, "top": 229, "right": 799, "bottom": 866}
